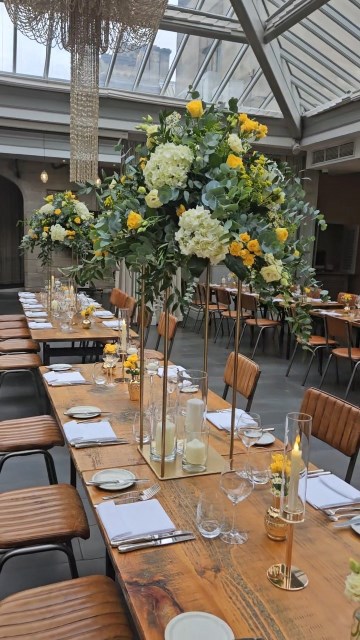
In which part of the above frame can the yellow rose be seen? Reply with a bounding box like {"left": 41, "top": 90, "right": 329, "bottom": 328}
{"left": 128, "top": 353, "right": 138, "bottom": 363}
{"left": 54, "top": 208, "right": 61, "bottom": 215}
{"left": 243, "top": 253, "right": 255, "bottom": 267}
{"left": 43, "top": 226, "right": 49, "bottom": 232}
{"left": 45, "top": 194, "right": 54, "bottom": 203}
{"left": 257, "top": 124, "right": 268, "bottom": 139}
{"left": 239, "top": 232, "right": 250, "bottom": 243}
{"left": 103, "top": 343, "right": 117, "bottom": 354}
{"left": 260, "top": 265, "right": 282, "bottom": 283}
{"left": 226, "top": 154, "right": 244, "bottom": 170}
{"left": 275, "top": 227, "right": 288, "bottom": 243}
{"left": 127, "top": 211, "right": 143, "bottom": 230}
{"left": 74, "top": 217, "right": 81, "bottom": 224}
{"left": 145, "top": 189, "right": 162, "bottom": 209}
{"left": 186, "top": 99, "right": 204, "bottom": 118}
{"left": 176, "top": 204, "right": 186, "bottom": 217}
{"left": 247, "top": 239, "right": 261, "bottom": 255}
{"left": 65, "top": 230, "right": 75, "bottom": 237}
{"left": 64, "top": 190, "right": 73, "bottom": 198}
{"left": 229, "top": 241, "right": 243, "bottom": 257}
{"left": 238, "top": 113, "right": 247, "bottom": 124}
{"left": 240, "top": 117, "right": 259, "bottom": 134}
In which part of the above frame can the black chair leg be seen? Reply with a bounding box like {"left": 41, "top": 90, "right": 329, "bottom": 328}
{"left": 319, "top": 354, "right": 333, "bottom": 389}
{"left": 222, "top": 383, "right": 229, "bottom": 400}
{"left": 285, "top": 342, "right": 299, "bottom": 377}
{"left": 251, "top": 330, "right": 263, "bottom": 360}
{"left": 345, "top": 361, "right": 360, "bottom": 400}
{"left": 302, "top": 351, "right": 316, "bottom": 386}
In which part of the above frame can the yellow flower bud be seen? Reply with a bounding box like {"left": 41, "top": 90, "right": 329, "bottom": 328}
{"left": 54, "top": 208, "right": 61, "bottom": 215}
{"left": 127, "top": 211, "right": 143, "bottom": 230}
{"left": 275, "top": 227, "right": 288, "bottom": 243}
{"left": 226, "top": 154, "right": 244, "bottom": 170}
{"left": 186, "top": 99, "right": 204, "bottom": 118}
{"left": 176, "top": 204, "right": 186, "bottom": 217}
{"left": 74, "top": 217, "right": 81, "bottom": 224}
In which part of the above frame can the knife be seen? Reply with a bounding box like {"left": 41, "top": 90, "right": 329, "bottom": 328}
{"left": 333, "top": 516, "right": 360, "bottom": 528}
{"left": 74, "top": 440, "right": 128, "bottom": 448}
{"left": 111, "top": 530, "right": 192, "bottom": 546}
{"left": 70, "top": 437, "right": 127, "bottom": 445}
{"left": 86, "top": 478, "right": 149, "bottom": 487}
{"left": 118, "top": 533, "right": 195, "bottom": 553}
{"left": 320, "top": 501, "right": 360, "bottom": 510}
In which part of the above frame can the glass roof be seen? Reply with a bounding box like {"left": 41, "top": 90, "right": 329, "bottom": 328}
{"left": 0, "top": 0, "right": 359, "bottom": 130}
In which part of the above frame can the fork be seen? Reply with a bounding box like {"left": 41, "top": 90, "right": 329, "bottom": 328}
{"left": 325, "top": 505, "right": 360, "bottom": 516}
{"left": 114, "top": 483, "right": 160, "bottom": 504}
{"left": 328, "top": 512, "right": 360, "bottom": 521}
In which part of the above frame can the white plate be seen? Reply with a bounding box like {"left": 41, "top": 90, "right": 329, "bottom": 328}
{"left": 351, "top": 522, "right": 360, "bottom": 535}
{"left": 165, "top": 612, "right": 234, "bottom": 640}
{"left": 96, "top": 313, "right": 115, "bottom": 319}
{"left": 47, "top": 364, "right": 73, "bottom": 372}
{"left": 254, "top": 433, "right": 275, "bottom": 446}
{"left": 91, "top": 468, "right": 135, "bottom": 491}
{"left": 66, "top": 405, "right": 101, "bottom": 419}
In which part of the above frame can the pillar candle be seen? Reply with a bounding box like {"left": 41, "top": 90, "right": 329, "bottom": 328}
{"left": 120, "top": 319, "right": 127, "bottom": 353}
{"left": 185, "top": 398, "right": 204, "bottom": 429}
{"left": 287, "top": 436, "right": 302, "bottom": 511}
{"left": 155, "top": 419, "right": 176, "bottom": 456}
{"left": 185, "top": 438, "right": 206, "bottom": 465}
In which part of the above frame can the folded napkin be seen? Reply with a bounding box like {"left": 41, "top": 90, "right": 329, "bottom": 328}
{"left": 43, "top": 371, "right": 86, "bottom": 385}
{"left": 96, "top": 499, "right": 175, "bottom": 541}
{"left": 309, "top": 298, "right": 322, "bottom": 303}
{"left": 18, "top": 292, "right": 36, "bottom": 298}
{"left": 25, "top": 311, "right": 48, "bottom": 318}
{"left": 28, "top": 321, "right": 53, "bottom": 329}
{"left": 102, "top": 320, "right": 120, "bottom": 328}
{"left": 63, "top": 420, "right": 115, "bottom": 443}
{"left": 304, "top": 474, "right": 360, "bottom": 509}
{"left": 93, "top": 310, "right": 113, "bottom": 317}
{"left": 206, "top": 408, "right": 256, "bottom": 431}
{"left": 158, "top": 365, "right": 186, "bottom": 378}
{"left": 22, "top": 303, "right": 44, "bottom": 309}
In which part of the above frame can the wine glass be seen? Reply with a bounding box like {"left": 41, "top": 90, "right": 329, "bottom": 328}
{"left": 236, "top": 412, "right": 262, "bottom": 457}
{"left": 220, "top": 462, "right": 254, "bottom": 544}
{"left": 103, "top": 352, "right": 119, "bottom": 387}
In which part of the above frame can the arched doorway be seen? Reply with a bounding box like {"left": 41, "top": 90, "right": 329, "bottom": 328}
{"left": 0, "top": 176, "right": 24, "bottom": 287}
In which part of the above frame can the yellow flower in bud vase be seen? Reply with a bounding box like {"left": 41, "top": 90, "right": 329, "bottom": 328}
{"left": 229, "top": 241, "right": 243, "bottom": 257}
{"left": 257, "top": 124, "right": 268, "bottom": 139}
{"left": 226, "top": 154, "right": 244, "bottom": 170}
{"left": 54, "top": 208, "right": 62, "bottom": 215}
{"left": 239, "top": 232, "right": 250, "bottom": 243}
{"left": 176, "top": 204, "right": 186, "bottom": 217}
{"left": 45, "top": 194, "right": 54, "bottom": 203}
{"left": 127, "top": 211, "right": 143, "bottom": 230}
{"left": 275, "top": 227, "right": 289, "bottom": 243}
{"left": 247, "top": 239, "right": 262, "bottom": 256}
{"left": 103, "top": 343, "right": 117, "bottom": 355}
{"left": 186, "top": 99, "right": 204, "bottom": 118}
{"left": 74, "top": 217, "right": 81, "bottom": 224}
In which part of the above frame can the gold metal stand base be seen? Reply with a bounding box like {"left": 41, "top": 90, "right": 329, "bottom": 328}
{"left": 267, "top": 563, "right": 308, "bottom": 591}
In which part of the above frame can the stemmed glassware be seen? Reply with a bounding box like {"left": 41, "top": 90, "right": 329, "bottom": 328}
{"left": 103, "top": 351, "right": 119, "bottom": 387}
{"left": 220, "top": 461, "right": 254, "bottom": 544}
{"left": 236, "top": 412, "right": 263, "bottom": 461}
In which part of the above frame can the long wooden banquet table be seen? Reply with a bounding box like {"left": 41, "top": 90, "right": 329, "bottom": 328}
{"left": 41, "top": 363, "right": 357, "bottom": 640}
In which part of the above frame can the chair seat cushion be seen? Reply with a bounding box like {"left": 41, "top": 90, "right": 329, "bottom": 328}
{"left": 0, "top": 321, "right": 28, "bottom": 329}
{"left": 332, "top": 347, "right": 360, "bottom": 360}
{"left": 0, "top": 339, "right": 40, "bottom": 353}
{"left": 307, "top": 336, "right": 337, "bottom": 346}
{"left": 245, "top": 318, "right": 280, "bottom": 327}
{"left": 0, "top": 415, "right": 64, "bottom": 451}
{"left": 0, "top": 329, "right": 31, "bottom": 340}
{"left": 0, "top": 484, "right": 89, "bottom": 548}
{"left": 0, "top": 575, "right": 135, "bottom": 639}
{"left": 0, "top": 354, "right": 42, "bottom": 370}
{"left": 0, "top": 314, "right": 27, "bottom": 323}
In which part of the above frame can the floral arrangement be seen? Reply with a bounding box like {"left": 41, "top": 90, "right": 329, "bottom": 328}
{"left": 20, "top": 191, "right": 94, "bottom": 268}
{"left": 342, "top": 293, "right": 354, "bottom": 305}
{"left": 124, "top": 353, "right": 140, "bottom": 379}
{"left": 270, "top": 452, "right": 291, "bottom": 496}
{"left": 76, "top": 91, "right": 326, "bottom": 341}
{"left": 103, "top": 342, "right": 117, "bottom": 355}
{"left": 80, "top": 305, "right": 95, "bottom": 318}
{"left": 345, "top": 559, "right": 360, "bottom": 639}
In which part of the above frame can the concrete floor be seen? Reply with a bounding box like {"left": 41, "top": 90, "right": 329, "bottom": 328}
{"left": 0, "top": 290, "right": 359, "bottom": 600}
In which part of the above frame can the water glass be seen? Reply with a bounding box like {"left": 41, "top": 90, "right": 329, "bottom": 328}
{"left": 196, "top": 490, "right": 224, "bottom": 539}
{"left": 133, "top": 411, "right": 151, "bottom": 444}
{"left": 92, "top": 362, "right": 107, "bottom": 386}
{"left": 247, "top": 450, "right": 272, "bottom": 485}
{"left": 236, "top": 413, "right": 262, "bottom": 449}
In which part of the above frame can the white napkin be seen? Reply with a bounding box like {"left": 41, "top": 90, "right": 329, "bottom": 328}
{"left": 206, "top": 408, "right": 256, "bottom": 431}
{"left": 63, "top": 420, "right": 115, "bottom": 443}
{"left": 43, "top": 371, "right": 85, "bottom": 385}
{"left": 23, "top": 304, "right": 44, "bottom": 309}
{"left": 309, "top": 298, "right": 322, "bottom": 303}
{"left": 93, "top": 310, "right": 113, "bottom": 317}
{"left": 18, "top": 292, "right": 36, "bottom": 298}
{"left": 96, "top": 499, "right": 175, "bottom": 541}
{"left": 158, "top": 365, "right": 186, "bottom": 378}
{"left": 28, "top": 321, "right": 53, "bottom": 329}
{"left": 273, "top": 297, "right": 284, "bottom": 303}
{"left": 25, "top": 311, "right": 48, "bottom": 318}
{"left": 304, "top": 474, "right": 360, "bottom": 509}
{"left": 102, "top": 320, "right": 120, "bottom": 328}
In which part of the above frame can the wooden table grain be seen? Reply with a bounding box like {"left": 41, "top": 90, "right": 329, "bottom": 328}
{"left": 41, "top": 364, "right": 357, "bottom": 640}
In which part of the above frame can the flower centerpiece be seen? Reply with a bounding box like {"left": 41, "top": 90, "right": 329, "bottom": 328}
{"left": 342, "top": 293, "right": 353, "bottom": 313}
{"left": 264, "top": 452, "right": 291, "bottom": 541}
{"left": 20, "top": 190, "right": 94, "bottom": 270}
{"left": 125, "top": 353, "right": 141, "bottom": 400}
{"left": 345, "top": 559, "right": 360, "bottom": 638}
{"left": 103, "top": 342, "right": 117, "bottom": 356}
{"left": 80, "top": 304, "right": 95, "bottom": 328}
{"left": 76, "top": 91, "right": 326, "bottom": 342}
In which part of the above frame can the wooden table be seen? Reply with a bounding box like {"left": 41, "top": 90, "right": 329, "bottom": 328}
{"left": 41, "top": 364, "right": 358, "bottom": 640}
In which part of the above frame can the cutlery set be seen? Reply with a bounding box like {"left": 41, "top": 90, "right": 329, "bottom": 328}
{"left": 86, "top": 478, "right": 149, "bottom": 487}
{"left": 71, "top": 437, "right": 128, "bottom": 448}
{"left": 102, "top": 483, "right": 160, "bottom": 501}
{"left": 116, "top": 531, "right": 196, "bottom": 553}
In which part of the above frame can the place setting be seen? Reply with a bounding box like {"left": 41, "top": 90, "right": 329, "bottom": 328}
{"left": 62, "top": 415, "right": 127, "bottom": 448}
{"left": 43, "top": 370, "right": 91, "bottom": 387}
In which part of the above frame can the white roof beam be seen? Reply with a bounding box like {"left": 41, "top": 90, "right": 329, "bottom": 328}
{"left": 264, "top": 0, "right": 331, "bottom": 43}
{"left": 230, "top": 0, "right": 302, "bottom": 138}
{"left": 161, "top": 6, "right": 246, "bottom": 43}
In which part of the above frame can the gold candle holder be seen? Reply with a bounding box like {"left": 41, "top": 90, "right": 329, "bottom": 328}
{"left": 267, "top": 412, "right": 312, "bottom": 591}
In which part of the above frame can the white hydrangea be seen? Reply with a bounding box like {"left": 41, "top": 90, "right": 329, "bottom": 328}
{"left": 228, "top": 133, "right": 243, "bottom": 154}
{"left": 74, "top": 201, "right": 92, "bottom": 221}
{"left": 175, "top": 205, "right": 228, "bottom": 265}
{"left": 143, "top": 142, "right": 194, "bottom": 190}
{"left": 50, "top": 224, "right": 67, "bottom": 242}
{"left": 165, "top": 111, "right": 182, "bottom": 134}
{"left": 39, "top": 204, "right": 54, "bottom": 215}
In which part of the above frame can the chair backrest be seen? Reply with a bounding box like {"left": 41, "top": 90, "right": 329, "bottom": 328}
{"left": 337, "top": 292, "right": 358, "bottom": 307}
{"left": 325, "top": 315, "right": 352, "bottom": 347}
{"left": 157, "top": 311, "right": 178, "bottom": 340}
{"left": 135, "top": 307, "right": 153, "bottom": 346}
{"left": 215, "top": 288, "right": 231, "bottom": 307}
{"left": 300, "top": 387, "right": 360, "bottom": 482}
{"left": 124, "top": 295, "right": 137, "bottom": 322}
{"left": 109, "top": 288, "right": 127, "bottom": 310}
{"left": 239, "top": 292, "right": 257, "bottom": 313}
{"left": 223, "top": 352, "right": 261, "bottom": 411}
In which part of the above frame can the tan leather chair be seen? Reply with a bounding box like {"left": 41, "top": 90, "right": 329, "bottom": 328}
{"left": 337, "top": 292, "right": 358, "bottom": 307}
{"left": 300, "top": 387, "right": 360, "bottom": 483}
{"left": 222, "top": 352, "right": 261, "bottom": 411}
{"left": 0, "top": 353, "right": 43, "bottom": 411}
{"left": 319, "top": 315, "right": 360, "bottom": 399}
{"left": 0, "top": 327, "right": 31, "bottom": 340}
{"left": 238, "top": 293, "right": 281, "bottom": 360}
{"left": 0, "top": 339, "right": 40, "bottom": 353}
{"left": 0, "top": 575, "right": 135, "bottom": 639}
{"left": 0, "top": 415, "right": 64, "bottom": 484}
{"left": 285, "top": 313, "right": 337, "bottom": 385}
{"left": 145, "top": 311, "right": 178, "bottom": 360}
{"left": 0, "top": 314, "right": 27, "bottom": 323}
{"left": 110, "top": 287, "right": 128, "bottom": 311}
{"left": 0, "top": 484, "right": 89, "bottom": 579}
{"left": 124, "top": 295, "right": 137, "bottom": 323}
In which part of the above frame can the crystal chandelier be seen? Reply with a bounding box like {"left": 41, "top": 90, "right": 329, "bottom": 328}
{"left": 5, "top": 1, "right": 167, "bottom": 183}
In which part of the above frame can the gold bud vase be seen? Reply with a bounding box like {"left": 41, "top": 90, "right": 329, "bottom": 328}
{"left": 128, "top": 379, "right": 140, "bottom": 402}
{"left": 264, "top": 496, "right": 288, "bottom": 541}
{"left": 82, "top": 318, "right": 92, "bottom": 329}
